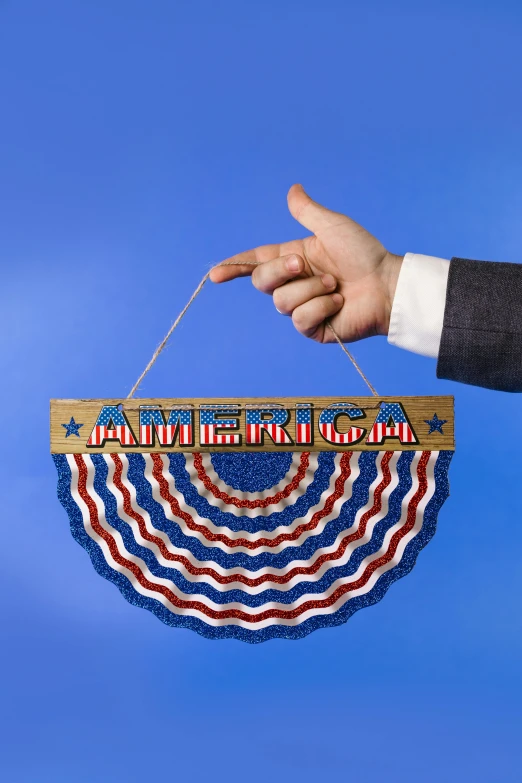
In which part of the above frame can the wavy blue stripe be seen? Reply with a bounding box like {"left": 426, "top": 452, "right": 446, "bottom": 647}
{"left": 60, "top": 450, "right": 403, "bottom": 605}
{"left": 53, "top": 451, "right": 452, "bottom": 642}
{"left": 85, "top": 451, "right": 415, "bottom": 607}
{"left": 123, "top": 451, "right": 379, "bottom": 569}
{"left": 140, "top": 451, "right": 338, "bottom": 533}
{"left": 210, "top": 452, "right": 294, "bottom": 491}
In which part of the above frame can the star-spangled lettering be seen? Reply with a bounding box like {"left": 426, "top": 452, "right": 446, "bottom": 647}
{"left": 319, "top": 404, "right": 366, "bottom": 445}
{"left": 140, "top": 406, "right": 194, "bottom": 446}
{"left": 200, "top": 405, "right": 241, "bottom": 445}
{"left": 87, "top": 406, "right": 137, "bottom": 447}
{"left": 366, "top": 402, "right": 418, "bottom": 445}
{"left": 78, "top": 399, "right": 447, "bottom": 451}
{"left": 296, "top": 403, "right": 313, "bottom": 444}
{"left": 245, "top": 405, "right": 292, "bottom": 445}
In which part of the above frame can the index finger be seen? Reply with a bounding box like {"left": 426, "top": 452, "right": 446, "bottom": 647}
{"left": 208, "top": 244, "right": 280, "bottom": 283}
{"left": 209, "top": 240, "right": 304, "bottom": 283}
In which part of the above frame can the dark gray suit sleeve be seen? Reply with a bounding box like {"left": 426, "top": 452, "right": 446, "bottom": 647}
{"left": 436, "top": 257, "right": 522, "bottom": 392}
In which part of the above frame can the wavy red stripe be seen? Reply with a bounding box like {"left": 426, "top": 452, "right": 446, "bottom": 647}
{"left": 73, "top": 452, "right": 430, "bottom": 622}
{"left": 192, "top": 452, "right": 310, "bottom": 508}
{"left": 109, "top": 452, "right": 393, "bottom": 586}
{"left": 150, "top": 452, "right": 353, "bottom": 549}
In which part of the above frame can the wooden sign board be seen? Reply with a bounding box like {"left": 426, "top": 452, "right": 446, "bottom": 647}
{"left": 51, "top": 396, "right": 454, "bottom": 453}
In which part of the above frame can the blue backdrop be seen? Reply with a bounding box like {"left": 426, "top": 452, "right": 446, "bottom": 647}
{"left": 1, "top": 1, "right": 521, "bottom": 781}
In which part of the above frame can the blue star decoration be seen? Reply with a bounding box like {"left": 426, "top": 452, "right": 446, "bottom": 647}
{"left": 424, "top": 413, "right": 447, "bottom": 434}
{"left": 62, "top": 417, "right": 84, "bottom": 438}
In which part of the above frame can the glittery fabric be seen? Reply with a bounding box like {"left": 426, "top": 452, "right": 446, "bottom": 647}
{"left": 210, "top": 452, "right": 293, "bottom": 491}
{"left": 193, "top": 452, "right": 309, "bottom": 509}
{"left": 53, "top": 450, "right": 453, "bottom": 642}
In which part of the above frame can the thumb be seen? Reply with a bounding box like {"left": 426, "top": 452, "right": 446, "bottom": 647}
{"left": 287, "top": 183, "right": 344, "bottom": 234}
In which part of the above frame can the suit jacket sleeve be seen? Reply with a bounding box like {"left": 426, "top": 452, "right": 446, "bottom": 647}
{"left": 436, "top": 257, "right": 522, "bottom": 392}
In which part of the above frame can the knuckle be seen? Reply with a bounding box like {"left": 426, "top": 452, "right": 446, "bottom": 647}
{"left": 251, "top": 266, "right": 269, "bottom": 293}
{"left": 272, "top": 287, "right": 291, "bottom": 315}
{"left": 291, "top": 308, "right": 307, "bottom": 331}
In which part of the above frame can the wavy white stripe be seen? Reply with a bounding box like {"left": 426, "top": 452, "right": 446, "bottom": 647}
{"left": 144, "top": 453, "right": 357, "bottom": 552}
{"left": 103, "top": 452, "right": 400, "bottom": 593}
{"left": 67, "top": 452, "right": 438, "bottom": 628}
{"left": 194, "top": 452, "right": 309, "bottom": 502}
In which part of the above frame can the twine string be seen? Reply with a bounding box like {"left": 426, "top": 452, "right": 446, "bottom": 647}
{"left": 127, "top": 260, "right": 379, "bottom": 399}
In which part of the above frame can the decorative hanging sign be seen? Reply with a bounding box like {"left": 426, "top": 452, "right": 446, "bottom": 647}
{"left": 51, "top": 395, "right": 454, "bottom": 642}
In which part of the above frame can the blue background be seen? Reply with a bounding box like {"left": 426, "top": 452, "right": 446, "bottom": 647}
{"left": 1, "top": 1, "right": 521, "bottom": 781}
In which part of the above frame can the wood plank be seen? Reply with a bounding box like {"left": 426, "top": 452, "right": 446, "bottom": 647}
{"left": 50, "top": 396, "right": 454, "bottom": 453}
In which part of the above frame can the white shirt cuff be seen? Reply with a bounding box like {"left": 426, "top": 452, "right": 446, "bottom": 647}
{"left": 388, "top": 252, "right": 450, "bottom": 359}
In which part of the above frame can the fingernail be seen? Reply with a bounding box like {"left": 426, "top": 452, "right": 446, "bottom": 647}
{"left": 322, "top": 274, "right": 335, "bottom": 288}
{"left": 331, "top": 293, "right": 343, "bottom": 305}
{"left": 286, "top": 256, "right": 300, "bottom": 272}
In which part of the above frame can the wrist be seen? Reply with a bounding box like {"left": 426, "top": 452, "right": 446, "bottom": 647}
{"left": 378, "top": 252, "right": 404, "bottom": 336}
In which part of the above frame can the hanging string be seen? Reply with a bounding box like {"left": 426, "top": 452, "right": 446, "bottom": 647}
{"left": 324, "top": 322, "right": 378, "bottom": 397}
{"left": 127, "top": 260, "right": 379, "bottom": 399}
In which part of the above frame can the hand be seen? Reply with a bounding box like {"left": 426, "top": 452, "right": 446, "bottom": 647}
{"left": 210, "top": 184, "right": 403, "bottom": 344}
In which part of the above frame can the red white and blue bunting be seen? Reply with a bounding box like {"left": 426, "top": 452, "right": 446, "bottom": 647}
{"left": 54, "top": 448, "right": 452, "bottom": 642}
